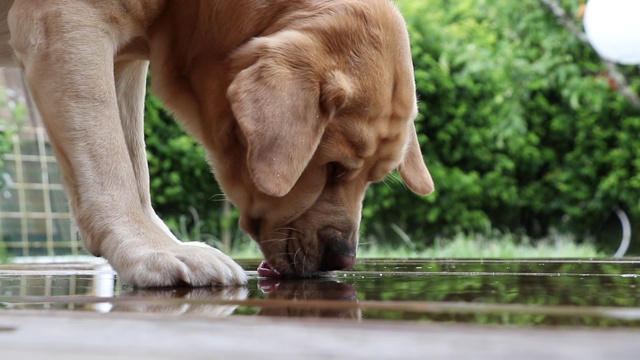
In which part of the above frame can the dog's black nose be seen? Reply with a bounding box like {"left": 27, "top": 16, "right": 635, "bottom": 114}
{"left": 322, "top": 252, "right": 356, "bottom": 271}
{"left": 317, "top": 226, "right": 356, "bottom": 271}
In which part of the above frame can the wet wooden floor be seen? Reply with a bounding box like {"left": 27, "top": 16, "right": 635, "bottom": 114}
{"left": 1, "top": 259, "right": 639, "bottom": 359}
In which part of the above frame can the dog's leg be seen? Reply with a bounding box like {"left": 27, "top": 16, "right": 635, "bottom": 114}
{"left": 114, "top": 60, "right": 180, "bottom": 241}
{"left": 114, "top": 59, "right": 246, "bottom": 286}
{"left": 8, "top": 2, "right": 245, "bottom": 287}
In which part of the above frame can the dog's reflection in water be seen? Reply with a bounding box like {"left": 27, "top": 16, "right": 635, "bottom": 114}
{"left": 110, "top": 278, "right": 360, "bottom": 319}
{"left": 110, "top": 287, "right": 249, "bottom": 317}
{"left": 258, "top": 279, "right": 361, "bottom": 320}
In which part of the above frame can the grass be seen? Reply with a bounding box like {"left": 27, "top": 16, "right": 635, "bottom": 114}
{"left": 227, "top": 230, "right": 605, "bottom": 259}
{"left": 229, "top": 237, "right": 262, "bottom": 259}
{"left": 0, "top": 225, "right": 603, "bottom": 264}
{"left": 357, "top": 231, "right": 604, "bottom": 259}
{"left": 0, "top": 242, "right": 8, "bottom": 264}
{"left": 166, "top": 208, "right": 605, "bottom": 260}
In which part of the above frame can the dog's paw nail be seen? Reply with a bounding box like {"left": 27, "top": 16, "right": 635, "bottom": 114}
{"left": 257, "top": 260, "right": 282, "bottom": 278}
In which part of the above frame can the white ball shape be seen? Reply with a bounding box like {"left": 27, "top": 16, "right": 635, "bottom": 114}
{"left": 583, "top": 0, "right": 640, "bottom": 65}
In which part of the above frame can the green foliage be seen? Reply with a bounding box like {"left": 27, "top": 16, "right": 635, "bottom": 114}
{"left": 0, "top": 89, "right": 17, "bottom": 191}
{"left": 168, "top": 206, "right": 222, "bottom": 246}
{"left": 0, "top": 241, "right": 7, "bottom": 264}
{"left": 0, "top": 87, "right": 25, "bottom": 263}
{"left": 362, "top": 0, "right": 640, "bottom": 247}
{"left": 144, "top": 86, "right": 237, "bottom": 242}
{"left": 0, "top": 130, "right": 10, "bottom": 191}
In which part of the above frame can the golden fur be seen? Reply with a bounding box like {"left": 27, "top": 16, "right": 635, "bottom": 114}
{"left": 0, "top": 0, "right": 433, "bottom": 286}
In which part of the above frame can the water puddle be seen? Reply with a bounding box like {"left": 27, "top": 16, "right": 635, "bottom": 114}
{"left": 1, "top": 259, "right": 639, "bottom": 327}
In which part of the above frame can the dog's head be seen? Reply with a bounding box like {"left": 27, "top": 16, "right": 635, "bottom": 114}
{"left": 217, "top": 1, "right": 433, "bottom": 276}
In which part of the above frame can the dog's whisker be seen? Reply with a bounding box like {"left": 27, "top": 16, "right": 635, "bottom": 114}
{"left": 266, "top": 229, "right": 294, "bottom": 237}
{"left": 292, "top": 248, "right": 302, "bottom": 266}
{"left": 272, "top": 251, "right": 295, "bottom": 257}
{"left": 208, "top": 194, "right": 229, "bottom": 202}
{"left": 380, "top": 177, "right": 394, "bottom": 190}
{"left": 270, "top": 227, "right": 304, "bottom": 235}
{"left": 302, "top": 254, "right": 307, "bottom": 275}
{"left": 260, "top": 237, "right": 296, "bottom": 244}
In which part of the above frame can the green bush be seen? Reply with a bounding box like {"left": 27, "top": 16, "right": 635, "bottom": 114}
{"left": 0, "top": 92, "right": 15, "bottom": 192}
{"left": 0, "top": 122, "right": 8, "bottom": 261}
{"left": 0, "top": 86, "right": 24, "bottom": 262}
{"left": 144, "top": 87, "right": 239, "bottom": 244}
{"left": 0, "top": 131, "right": 10, "bottom": 191}
{"left": 362, "top": 0, "right": 640, "bottom": 247}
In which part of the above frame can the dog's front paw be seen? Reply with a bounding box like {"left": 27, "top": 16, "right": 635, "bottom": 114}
{"left": 113, "top": 242, "right": 247, "bottom": 287}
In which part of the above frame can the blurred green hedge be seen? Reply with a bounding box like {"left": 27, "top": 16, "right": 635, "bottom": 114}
{"left": 144, "top": 89, "right": 237, "bottom": 243}
{"left": 144, "top": 0, "right": 640, "bottom": 250}
{"left": 0, "top": 88, "right": 23, "bottom": 192}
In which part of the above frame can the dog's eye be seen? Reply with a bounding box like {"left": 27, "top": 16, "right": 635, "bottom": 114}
{"left": 327, "top": 162, "right": 348, "bottom": 181}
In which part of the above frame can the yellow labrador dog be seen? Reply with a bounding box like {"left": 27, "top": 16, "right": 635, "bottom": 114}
{"left": 0, "top": 0, "right": 433, "bottom": 287}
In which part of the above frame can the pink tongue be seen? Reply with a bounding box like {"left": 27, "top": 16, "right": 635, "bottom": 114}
{"left": 257, "top": 260, "right": 282, "bottom": 278}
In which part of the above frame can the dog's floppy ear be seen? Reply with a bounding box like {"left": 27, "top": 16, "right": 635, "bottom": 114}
{"left": 398, "top": 122, "right": 434, "bottom": 196}
{"left": 227, "top": 34, "right": 346, "bottom": 197}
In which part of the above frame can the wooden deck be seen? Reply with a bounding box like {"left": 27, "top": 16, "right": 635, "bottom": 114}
{"left": 1, "top": 259, "right": 640, "bottom": 359}
{"left": 1, "top": 310, "right": 639, "bottom": 360}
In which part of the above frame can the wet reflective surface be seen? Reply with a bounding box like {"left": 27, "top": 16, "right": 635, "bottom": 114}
{"left": 1, "top": 259, "right": 640, "bottom": 327}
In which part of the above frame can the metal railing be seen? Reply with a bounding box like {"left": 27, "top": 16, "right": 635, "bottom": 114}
{"left": 0, "top": 69, "right": 83, "bottom": 257}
